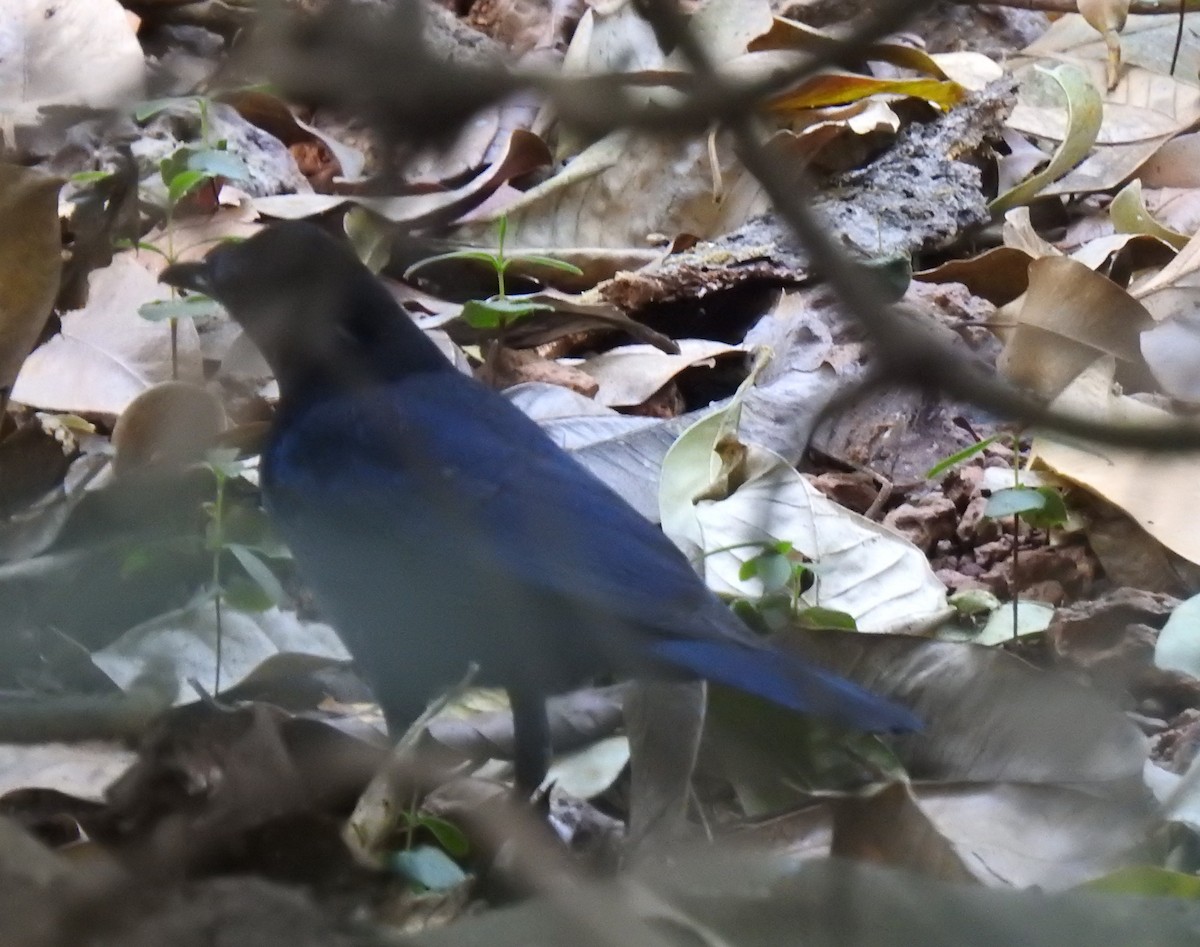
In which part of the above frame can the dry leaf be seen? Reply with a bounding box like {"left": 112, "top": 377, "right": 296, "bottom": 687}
{"left": 0, "top": 165, "right": 62, "bottom": 398}
{"left": 0, "top": 0, "right": 144, "bottom": 117}
{"left": 11, "top": 254, "right": 204, "bottom": 416}
{"left": 1032, "top": 357, "right": 1200, "bottom": 566}
{"left": 997, "top": 255, "right": 1154, "bottom": 400}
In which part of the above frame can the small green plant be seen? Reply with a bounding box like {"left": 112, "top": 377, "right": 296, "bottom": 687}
{"left": 203, "top": 448, "right": 290, "bottom": 692}
{"left": 130, "top": 95, "right": 251, "bottom": 253}
{"left": 390, "top": 800, "right": 470, "bottom": 892}
{"left": 927, "top": 433, "right": 1067, "bottom": 529}
{"left": 136, "top": 96, "right": 248, "bottom": 207}
{"left": 405, "top": 215, "right": 584, "bottom": 333}
{"left": 112, "top": 450, "right": 290, "bottom": 695}
{"left": 736, "top": 540, "right": 814, "bottom": 626}
{"left": 76, "top": 95, "right": 250, "bottom": 378}
{"left": 927, "top": 431, "right": 1068, "bottom": 640}
{"left": 72, "top": 98, "right": 271, "bottom": 695}
{"left": 724, "top": 540, "right": 857, "bottom": 635}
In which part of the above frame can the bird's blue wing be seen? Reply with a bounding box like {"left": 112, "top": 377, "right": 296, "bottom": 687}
{"left": 267, "top": 371, "right": 724, "bottom": 639}
{"left": 265, "top": 372, "right": 918, "bottom": 732}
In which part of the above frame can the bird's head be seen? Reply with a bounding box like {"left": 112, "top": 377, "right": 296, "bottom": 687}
{"left": 161, "top": 222, "right": 450, "bottom": 396}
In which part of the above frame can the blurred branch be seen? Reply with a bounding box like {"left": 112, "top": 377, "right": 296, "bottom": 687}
{"left": 173, "top": 0, "right": 1200, "bottom": 451}
{"left": 629, "top": 0, "right": 1200, "bottom": 451}
{"left": 250, "top": 0, "right": 934, "bottom": 143}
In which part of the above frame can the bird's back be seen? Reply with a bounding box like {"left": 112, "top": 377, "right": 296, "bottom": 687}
{"left": 261, "top": 366, "right": 917, "bottom": 733}
{"left": 261, "top": 369, "right": 702, "bottom": 709}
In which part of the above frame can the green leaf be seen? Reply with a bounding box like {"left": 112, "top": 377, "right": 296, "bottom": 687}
{"left": 391, "top": 845, "right": 467, "bottom": 891}
{"left": 984, "top": 487, "right": 1045, "bottom": 519}
{"left": 185, "top": 148, "right": 249, "bottom": 182}
{"left": 404, "top": 249, "right": 502, "bottom": 279}
{"left": 70, "top": 170, "right": 114, "bottom": 184}
{"left": 221, "top": 506, "right": 289, "bottom": 558}
{"left": 138, "top": 296, "right": 226, "bottom": 322}
{"left": 796, "top": 606, "right": 858, "bottom": 631}
{"left": 926, "top": 434, "right": 1003, "bottom": 479}
{"left": 860, "top": 254, "right": 912, "bottom": 302}
{"left": 160, "top": 149, "right": 188, "bottom": 187}
{"left": 977, "top": 600, "right": 1054, "bottom": 644}
{"left": 746, "top": 551, "right": 793, "bottom": 594}
{"left": 730, "top": 598, "right": 771, "bottom": 634}
{"left": 204, "top": 447, "right": 244, "bottom": 479}
{"left": 460, "top": 296, "right": 552, "bottom": 329}
{"left": 752, "top": 593, "right": 795, "bottom": 632}
{"left": 121, "top": 545, "right": 154, "bottom": 578}
{"left": 167, "top": 169, "right": 212, "bottom": 206}
{"left": 1020, "top": 486, "right": 1067, "bottom": 529}
{"left": 115, "top": 238, "right": 169, "bottom": 257}
{"left": 789, "top": 562, "right": 815, "bottom": 594}
{"left": 344, "top": 206, "right": 393, "bottom": 274}
{"left": 417, "top": 816, "right": 469, "bottom": 858}
{"left": 511, "top": 254, "right": 585, "bottom": 276}
{"left": 221, "top": 575, "right": 275, "bottom": 612}
{"left": 227, "top": 543, "right": 285, "bottom": 605}
{"left": 1083, "top": 866, "right": 1200, "bottom": 898}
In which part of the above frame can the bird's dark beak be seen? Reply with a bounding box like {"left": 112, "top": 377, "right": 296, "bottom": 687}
{"left": 160, "top": 261, "right": 214, "bottom": 296}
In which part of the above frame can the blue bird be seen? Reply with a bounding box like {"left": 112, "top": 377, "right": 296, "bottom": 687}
{"left": 161, "top": 222, "right": 918, "bottom": 792}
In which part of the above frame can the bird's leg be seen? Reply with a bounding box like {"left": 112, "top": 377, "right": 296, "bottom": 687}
{"left": 508, "top": 688, "right": 551, "bottom": 799}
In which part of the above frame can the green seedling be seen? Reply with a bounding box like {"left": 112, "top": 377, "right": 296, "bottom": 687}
{"left": 133, "top": 94, "right": 250, "bottom": 231}
{"left": 723, "top": 540, "right": 856, "bottom": 635}
{"left": 203, "top": 449, "right": 290, "bottom": 692}
{"left": 924, "top": 433, "right": 1005, "bottom": 478}
{"left": 405, "top": 215, "right": 583, "bottom": 332}
{"left": 928, "top": 431, "right": 1068, "bottom": 641}
{"left": 124, "top": 95, "right": 250, "bottom": 377}
{"left": 391, "top": 801, "right": 470, "bottom": 892}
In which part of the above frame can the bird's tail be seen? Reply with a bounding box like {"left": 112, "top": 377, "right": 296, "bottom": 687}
{"left": 648, "top": 638, "right": 919, "bottom": 733}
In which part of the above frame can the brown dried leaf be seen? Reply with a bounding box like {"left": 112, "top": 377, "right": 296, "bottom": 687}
{"left": 0, "top": 166, "right": 62, "bottom": 397}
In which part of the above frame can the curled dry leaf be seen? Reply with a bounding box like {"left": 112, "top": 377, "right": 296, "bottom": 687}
{"left": 111, "top": 381, "right": 227, "bottom": 476}
{"left": 579, "top": 339, "right": 743, "bottom": 408}
{"left": 996, "top": 255, "right": 1154, "bottom": 401}
{"left": 1032, "top": 357, "right": 1200, "bottom": 568}
{"left": 1008, "top": 37, "right": 1200, "bottom": 198}
{"left": 994, "top": 62, "right": 1102, "bottom": 213}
